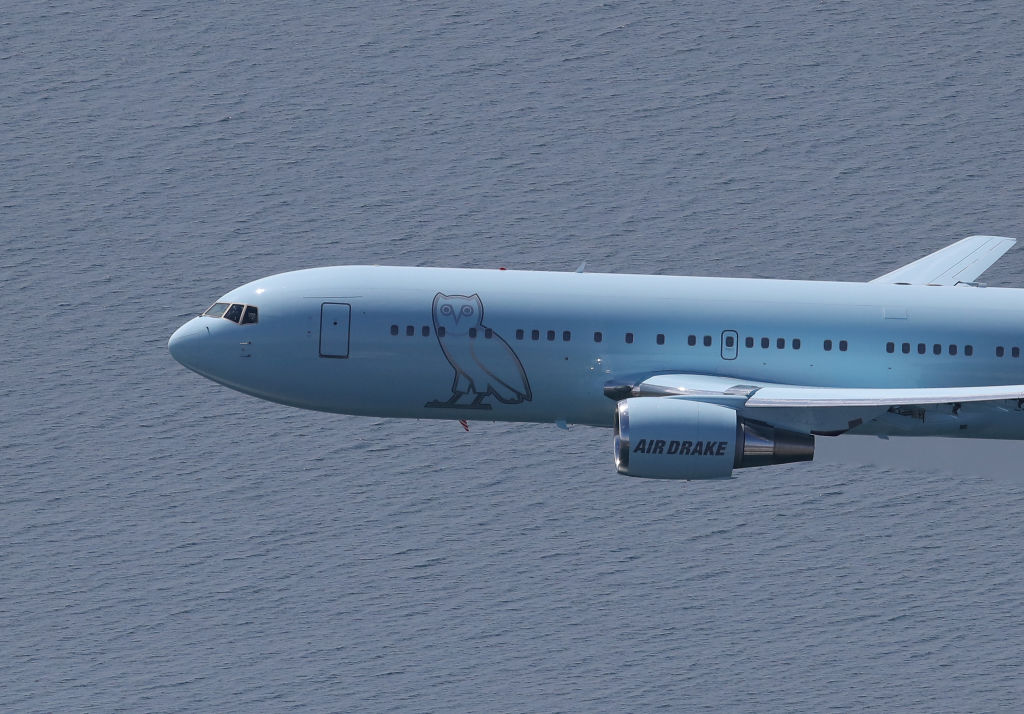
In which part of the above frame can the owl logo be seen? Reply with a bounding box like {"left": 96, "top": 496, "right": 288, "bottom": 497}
{"left": 426, "top": 293, "right": 533, "bottom": 409}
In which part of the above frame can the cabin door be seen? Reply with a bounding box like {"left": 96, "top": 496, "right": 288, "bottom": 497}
{"left": 320, "top": 303, "right": 351, "bottom": 358}
{"left": 721, "top": 330, "right": 738, "bottom": 360}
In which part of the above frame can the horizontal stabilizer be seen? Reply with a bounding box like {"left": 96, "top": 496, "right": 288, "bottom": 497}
{"left": 870, "top": 235, "right": 1016, "bottom": 286}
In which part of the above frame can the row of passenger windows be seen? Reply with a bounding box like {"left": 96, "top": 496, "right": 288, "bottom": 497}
{"left": 388, "top": 324, "right": 848, "bottom": 350}
{"left": 390, "top": 324, "right": 508, "bottom": 339}
{"left": 884, "top": 341, "right": 1023, "bottom": 358}
{"left": 204, "top": 302, "right": 259, "bottom": 324}
{"left": 389, "top": 324, "right": 574, "bottom": 340}
{"left": 886, "top": 342, "right": 974, "bottom": 356}
{"left": 385, "top": 324, "right": 1021, "bottom": 362}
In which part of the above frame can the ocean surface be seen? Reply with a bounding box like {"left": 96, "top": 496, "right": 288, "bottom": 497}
{"left": 4, "top": 1, "right": 1024, "bottom": 711}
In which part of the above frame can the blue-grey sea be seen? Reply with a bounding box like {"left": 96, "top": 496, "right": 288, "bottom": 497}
{"left": 4, "top": 1, "right": 1024, "bottom": 711}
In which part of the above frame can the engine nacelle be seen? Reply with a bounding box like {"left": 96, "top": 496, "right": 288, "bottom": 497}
{"left": 614, "top": 398, "right": 814, "bottom": 479}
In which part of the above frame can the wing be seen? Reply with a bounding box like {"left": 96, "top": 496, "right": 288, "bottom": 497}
{"left": 607, "top": 373, "right": 1024, "bottom": 436}
{"left": 744, "top": 384, "right": 1024, "bottom": 407}
{"left": 870, "top": 235, "right": 1016, "bottom": 286}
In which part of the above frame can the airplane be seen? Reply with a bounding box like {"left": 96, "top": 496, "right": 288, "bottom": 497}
{"left": 169, "top": 235, "right": 1024, "bottom": 479}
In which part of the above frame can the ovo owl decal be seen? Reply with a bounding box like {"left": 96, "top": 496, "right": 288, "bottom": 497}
{"left": 426, "top": 293, "right": 533, "bottom": 409}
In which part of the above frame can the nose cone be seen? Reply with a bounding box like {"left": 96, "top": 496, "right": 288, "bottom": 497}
{"left": 169, "top": 318, "right": 208, "bottom": 371}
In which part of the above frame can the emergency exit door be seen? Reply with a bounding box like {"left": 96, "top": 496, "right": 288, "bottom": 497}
{"left": 320, "top": 303, "right": 351, "bottom": 358}
{"left": 721, "top": 330, "right": 738, "bottom": 360}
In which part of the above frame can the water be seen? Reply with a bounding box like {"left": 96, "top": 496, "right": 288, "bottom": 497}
{"left": 3, "top": 1, "right": 1024, "bottom": 711}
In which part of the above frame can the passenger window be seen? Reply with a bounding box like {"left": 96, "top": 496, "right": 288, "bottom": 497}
{"left": 948, "top": 344, "right": 956, "bottom": 355}
{"left": 688, "top": 335, "right": 696, "bottom": 346}
{"left": 390, "top": 324, "right": 399, "bottom": 336}
{"left": 965, "top": 345, "right": 974, "bottom": 356}
{"left": 406, "top": 325, "right": 415, "bottom": 336}
{"left": 625, "top": 332, "right": 634, "bottom": 344}
{"left": 824, "top": 339, "right": 833, "bottom": 351}
{"left": 516, "top": 329, "right": 524, "bottom": 340}
{"left": 703, "top": 335, "right": 712, "bottom": 347}
{"left": 902, "top": 342, "right": 910, "bottom": 354}
{"left": 594, "top": 331, "right": 603, "bottom": 343}
{"left": 469, "top": 328, "right": 477, "bottom": 339}
{"left": 224, "top": 304, "right": 243, "bottom": 323}
{"left": 437, "top": 326, "right": 446, "bottom": 337}
{"left": 792, "top": 338, "right": 801, "bottom": 350}
{"left": 725, "top": 335, "right": 734, "bottom": 348}
{"left": 204, "top": 302, "right": 229, "bottom": 318}
{"left": 532, "top": 329, "right": 540, "bottom": 341}
{"left": 761, "top": 337, "right": 770, "bottom": 349}
{"left": 547, "top": 330, "right": 556, "bottom": 341}
{"left": 656, "top": 334, "right": 665, "bottom": 345}
{"left": 422, "top": 326, "right": 430, "bottom": 337}
{"left": 997, "top": 346, "right": 1005, "bottom": 357}
{"left": 933, "top": 344, "right": 941, "bottom": 355}
{"left": 485, "top": 328, "right": 493, "bottom": 339}
{"left": 745, "top": 336, "right": 754, "bottom": 348}
{"left": 562, "top": 330, "right": 571, "bottom": 342}
{"left": 886, "top": 342, "right": 895, "bottom": 353}
{"left": 839, "top": 340, "right": 848, "bottom": 352}
{"left": 777, "top": 338, "right": 785, "bottom": 349}
{"left": 917, "top": 343, "right": 926, "bottom": 354}
{"left": 1014, "top": 347, "right": 1020, "bottom": 358}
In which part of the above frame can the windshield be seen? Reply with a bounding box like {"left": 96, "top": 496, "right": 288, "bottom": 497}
{"left": 203, "top": 302, "right": 229, "bottom": 318}
{"left": 203, "top": 302, "right": 258, "bottom": 324}
{"left": 223, "top": 304, "right": 244, "bottom": 322}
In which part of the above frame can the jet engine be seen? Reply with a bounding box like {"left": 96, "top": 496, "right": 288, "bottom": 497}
{"left": 614, "top": 398, "right": 814, "bottom": 479}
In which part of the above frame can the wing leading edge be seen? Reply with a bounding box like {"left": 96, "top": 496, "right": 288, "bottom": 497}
{"left": 745, "top": 384, "right": 1024, "bottom": 407}
{"left": 870, "top": 235, "right": 1016, "bottom": 286}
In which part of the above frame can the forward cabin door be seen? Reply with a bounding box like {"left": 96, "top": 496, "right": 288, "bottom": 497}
{"left": 320, "top": 303, "right": 351, "bottom": 358}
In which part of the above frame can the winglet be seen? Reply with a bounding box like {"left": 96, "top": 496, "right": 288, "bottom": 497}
{"left": 870, "top": 235, "right": 1016, "bottom": 286}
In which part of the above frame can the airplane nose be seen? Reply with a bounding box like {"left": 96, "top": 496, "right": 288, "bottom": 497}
{"left": 168, "top": 318, "right": 208, "bottom": 370}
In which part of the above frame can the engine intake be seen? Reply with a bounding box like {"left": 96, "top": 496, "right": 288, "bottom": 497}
{"left": 614, "top": 398, "right": 814, "bottom": 479}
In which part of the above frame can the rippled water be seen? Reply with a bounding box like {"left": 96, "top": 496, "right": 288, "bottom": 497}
{"left": 4, "top": 1, "right": 1024, "bottom": 711}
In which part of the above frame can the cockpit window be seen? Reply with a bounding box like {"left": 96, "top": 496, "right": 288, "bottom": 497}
{"left": 223, "top": 303, "right": 244, "bottom": 323}
{"left": 204, "top": 302, "right": 229, "bottom": 318}
{"left": 204, "top": 302, "right": 258, "bottom": 324}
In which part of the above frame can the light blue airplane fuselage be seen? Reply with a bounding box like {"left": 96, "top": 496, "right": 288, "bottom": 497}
{"left": 169, "top": 264, "right": 1024, "bottom": 437}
